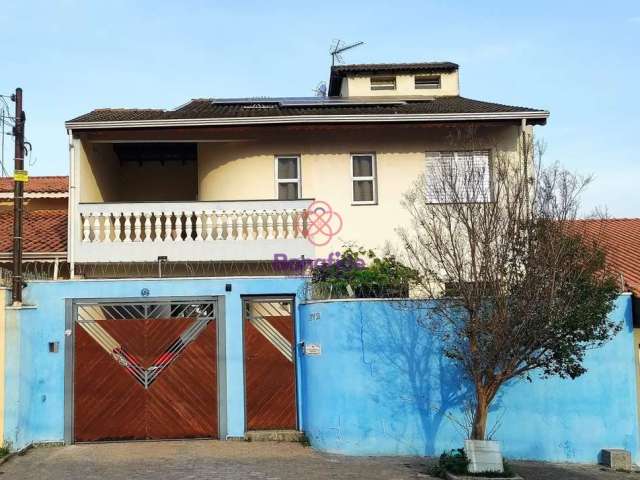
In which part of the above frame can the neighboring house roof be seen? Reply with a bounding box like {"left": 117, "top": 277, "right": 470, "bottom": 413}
{"left": 569, "top": 218, "right": 640, "bottom": 295}
{"left": 0, "top": 176, "right": 69, "bottom": 198}
{"left": 328, "top": 62, "right": 459, "bottom": 95}
{"left": 0, "top": 209, "right": 67, "bottom": 257}
{"left": 66, "top": 96, "right": 548, "bottom": 128}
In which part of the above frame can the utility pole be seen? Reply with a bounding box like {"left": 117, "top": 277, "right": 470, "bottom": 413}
{"left": 12, "top": 88, "right": 25, "bottom": 305}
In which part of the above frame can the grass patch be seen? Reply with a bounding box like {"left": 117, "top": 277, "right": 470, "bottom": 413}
{"left": 0, "top": 443, "right": 11, "bottom": 458}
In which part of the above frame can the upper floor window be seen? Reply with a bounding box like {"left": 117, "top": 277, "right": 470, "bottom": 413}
{"left": 275, "top": 155, "right": 300, "bottom": 200}
{"left": 425, "top": 151, "right": 491, "bottom": 203}
{"left": 370, "top": 76, "right": 396, "bottom": 91}
{"left": 351, "top": 153, "right": 377, "bottom": 204}
{"left": 415, "top": 75, "right": 441, "bottom": 89}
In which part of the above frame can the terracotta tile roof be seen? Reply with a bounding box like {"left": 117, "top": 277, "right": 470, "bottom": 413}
{"left": 568, "top": 218, "right": 640, "bottom": 295}
{"left": 0, "top": 176, "right": 68, "bottom": 194}
{"left": 67, "top": 96, "right": 547, "bottom": 124}
{"left": 0, "top": 209, "right": 67, "bottom": 254}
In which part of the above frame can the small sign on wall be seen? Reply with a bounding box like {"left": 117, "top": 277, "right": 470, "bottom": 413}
{"left": 309, "top": 312, "right": 321, "bottom": 321}
{"left": 303, "top": 343, "right": 322, "bottom": 356}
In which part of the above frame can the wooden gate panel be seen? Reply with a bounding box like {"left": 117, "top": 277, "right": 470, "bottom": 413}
{"left": 146, "top": 319, "right": 217, "bottom": 439}
{"left": 74, "top": 322, "right": 147, "bottom": 442}
{"left": 244, "top": 301, "right": 296, "bottom": 431}
{"left": 73, "top": 300, "right": 218, "bottom": 442}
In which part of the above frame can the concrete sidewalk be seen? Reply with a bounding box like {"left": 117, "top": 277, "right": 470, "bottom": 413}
{"left": 511, "top": 460, "right": 640, "bottom": 479}
{"left": 0, "top": 441, "right": 638, "bottom": 479}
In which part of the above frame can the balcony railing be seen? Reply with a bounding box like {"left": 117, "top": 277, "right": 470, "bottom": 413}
{"left": 74, "top": 200, "right": 315, "bottom": 263}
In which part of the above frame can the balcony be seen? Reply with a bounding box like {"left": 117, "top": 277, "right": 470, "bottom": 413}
{"left": 74, "top": 200, "right": 314, "bottom": 263}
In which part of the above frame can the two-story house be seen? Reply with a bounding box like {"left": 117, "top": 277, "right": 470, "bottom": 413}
{"left": 0, "top": 61, "right": 549, "bottom": 447}
{"left": 5, "top": 61, "right": 640, "bottom": 467}
{"left": 65, "top": 62, "right": 547, "bottom": 278}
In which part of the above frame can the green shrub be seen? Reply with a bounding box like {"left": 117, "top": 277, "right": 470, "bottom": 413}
{"left": 428, "top": 449, "right": 516, "bottom": 478}
{"left": 309, "top": 246, "right": 418, "bottom": 299}
{"left": 0, "top": 442, "right": 10, "bottom": 458}
{"left": 429, "top": 448, "right": 470, "bottom": 477}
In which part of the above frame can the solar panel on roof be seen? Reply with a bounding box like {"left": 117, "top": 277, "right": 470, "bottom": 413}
{"left": 210, "top": 97, "right": 412, "bottom": 107}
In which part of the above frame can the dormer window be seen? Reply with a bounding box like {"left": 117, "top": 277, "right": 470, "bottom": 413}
{"left": 370, "top": 76, "right": 396, "bottom": 91}
{"left": 415, "top": 75, "right": 441, "bottom": 89}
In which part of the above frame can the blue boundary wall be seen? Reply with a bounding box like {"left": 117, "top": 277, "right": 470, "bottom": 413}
{"left": 3, "top": 276, "right": 305, "bottom": 449}
{"left": 4, "top": 280, "right": 639, "bottom": 463}
{"left": 298, "top": 295, "right": 640, "bottom": 463}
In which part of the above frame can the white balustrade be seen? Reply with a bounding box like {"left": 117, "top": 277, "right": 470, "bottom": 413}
{"left": 76, "top": 200, "right": 313, "bottom": 263}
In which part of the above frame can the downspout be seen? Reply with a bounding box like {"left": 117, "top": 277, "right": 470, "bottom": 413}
{"left": 520, "top": 118, "right": 530, "bottom": 178}
{"left": 67, "top": 130, "right": 75, "bottom": 278}
{"left": 520, "top": 118, "right": 531, "bottom": 216}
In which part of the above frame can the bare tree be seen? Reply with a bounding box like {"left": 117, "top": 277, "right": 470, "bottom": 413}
{"left": 398, "top": 131, "right": 620, "bottom": 440}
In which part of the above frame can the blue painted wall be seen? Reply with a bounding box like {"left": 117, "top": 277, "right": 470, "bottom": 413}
{"left": 3, "top": 276, "right": 305, "bottom": 449}
{"left": 5, "top": 280, "right": 638, "bottom": 464}
{"left": 298, "top": 295, "right": 640, "bottom": 463}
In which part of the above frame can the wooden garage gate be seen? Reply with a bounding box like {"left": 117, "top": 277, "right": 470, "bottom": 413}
{"left": 243, "top": 297, "right": 297, "bottom": 431}
{"left": 72, "top": 299, "right": 218, "bottom": 442}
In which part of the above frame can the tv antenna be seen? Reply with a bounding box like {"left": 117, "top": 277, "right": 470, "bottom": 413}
{"left": 330, "top": 39, "right": 364, "bottom": 66}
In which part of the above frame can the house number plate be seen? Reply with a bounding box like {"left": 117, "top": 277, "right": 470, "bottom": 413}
{"left": 303, "top": 343, "right": 322, "bottom": 356}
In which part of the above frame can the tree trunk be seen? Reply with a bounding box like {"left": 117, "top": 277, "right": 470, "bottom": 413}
{"left": 470, "top": 389, "right": 490, "bottom": 440}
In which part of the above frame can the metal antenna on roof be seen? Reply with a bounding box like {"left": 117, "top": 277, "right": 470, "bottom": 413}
{"left": 330, "top": 39, "right": 364, "bottom": 66}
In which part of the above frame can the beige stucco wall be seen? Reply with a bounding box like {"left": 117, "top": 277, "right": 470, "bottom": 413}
{"left": 79, "top": 142, "right": 197, "bottom": 202}
{"left": 75, "top": 124, "right": 520, "bottom": 259}
{"left": 79, "top": 141, "right": 119, "bottom": 202}
{"left": 340, "top": 71, "right": 459, "bottom": 97}
{"left": 117, "top": 162, "right": 197, "bottom": 201}
{"left": 198, "top": 124, "right": 519, "bottom": 256}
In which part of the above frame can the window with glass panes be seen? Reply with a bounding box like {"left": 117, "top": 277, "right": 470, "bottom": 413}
{"left": 351, "top": 153, "right": 377, "bottom": 204}
{"left": 275, "top": 155, "right": 300, "bottom": 200}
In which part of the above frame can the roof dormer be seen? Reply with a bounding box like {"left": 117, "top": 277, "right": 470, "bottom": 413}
{"left": 328, "top": 62, "right": 459, "bottom": 98}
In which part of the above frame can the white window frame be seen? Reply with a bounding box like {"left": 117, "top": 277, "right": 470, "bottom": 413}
{"left": 370, "top": 76, "right": 396, "bottom": 91}
{"left": 274, "top": 155, "right": 301, "bottom": 200}
{"left": 351, "top": 152, "right": 378, "bottom": 205}
{"left": 425, "top": 150, "right": 491, "bottom": 204}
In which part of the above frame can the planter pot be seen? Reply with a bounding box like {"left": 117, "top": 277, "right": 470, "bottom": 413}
{"left": 464, "top": 439, "right": 503, "bottom": 473}
{"left": 445, "top": 472, "right": 523, "bottom": 480}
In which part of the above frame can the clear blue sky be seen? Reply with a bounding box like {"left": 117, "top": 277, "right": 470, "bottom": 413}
{"left": 2, "top": 0, "right": 639, "bottom": 216}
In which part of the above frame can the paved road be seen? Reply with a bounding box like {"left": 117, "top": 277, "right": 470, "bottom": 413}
{"left": 1, "top": 441, "right": 638, "bottom": 479}
{"left": 511, "top": 460, "right": 640, "bottom": 479}
{"left": 0, "top": 441, "right": 431, "bottom": 480}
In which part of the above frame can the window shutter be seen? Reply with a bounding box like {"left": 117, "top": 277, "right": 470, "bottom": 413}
{"left": 425, "top": 151, "right": 442, "bottom": 203}
{"left": 425, "top": 150, "right": 490, "bottom": 203}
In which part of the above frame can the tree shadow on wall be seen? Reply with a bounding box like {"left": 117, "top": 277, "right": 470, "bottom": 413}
{"left": 351, "top": 301, "right": 471, "bottom": 456}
